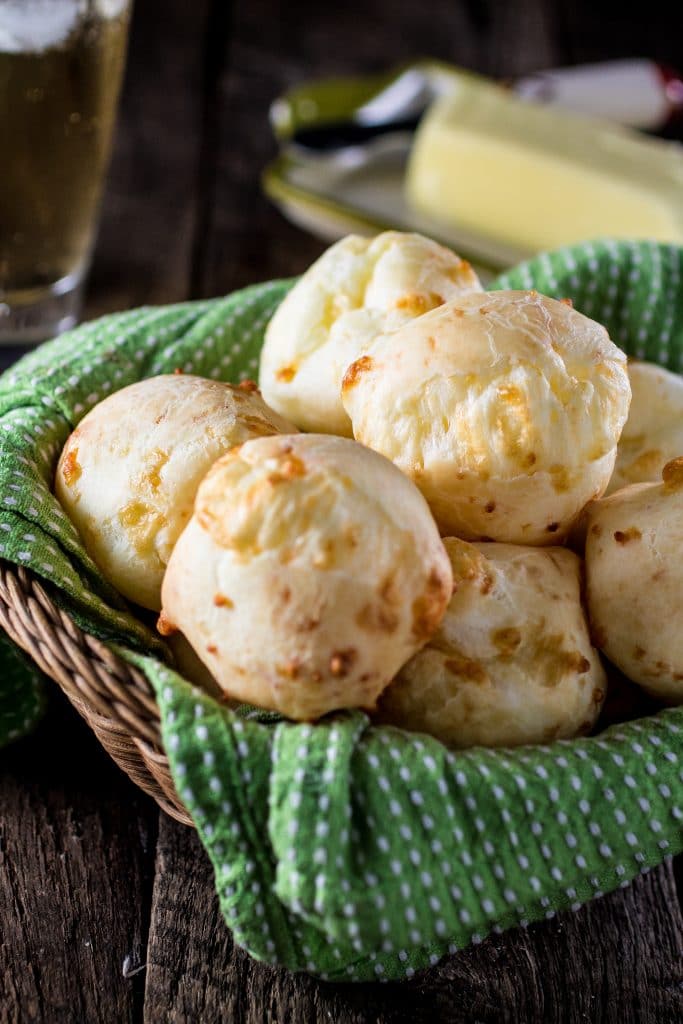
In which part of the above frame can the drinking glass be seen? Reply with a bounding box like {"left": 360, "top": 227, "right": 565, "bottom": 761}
{"left": 0, "top": 0, "right": 132, "bottom": 344}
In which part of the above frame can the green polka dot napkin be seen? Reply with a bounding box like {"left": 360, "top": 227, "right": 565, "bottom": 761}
{"left": 0, "top": 282, "right": 293, "bottom": 746}
{"left": 1, "top": 240, "right": 683, "bottom": 982}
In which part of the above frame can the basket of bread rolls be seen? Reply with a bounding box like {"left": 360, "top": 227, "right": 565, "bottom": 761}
{"left": 1, "top": 234, "right": 682, "bottom": 981}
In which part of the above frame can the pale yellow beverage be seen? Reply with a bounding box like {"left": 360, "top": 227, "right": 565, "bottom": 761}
{"left": 0, "top": 0, "right": 131, "bottom": 342}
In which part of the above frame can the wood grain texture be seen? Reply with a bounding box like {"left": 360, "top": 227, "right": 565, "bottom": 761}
{"left": 152, "top": 0, "right": 683, "bottom": 1017}
{"left": 1, "top": 3, "right": 211, "bottom": 1021}
{"left": 3, "top": 0, "right": 683, "bottom": 1020}
{"left": 0, "top": 694, "right": 157, "bottom": 1024}
{"left": 84, "top": 0, "right": 213, "bottom": 317}
{"left": 142, "top": 824, "right": 683, "bottom": 1024}
{"left": 142, "top": 819, "right": 238, "bottom": 1023}
{"left": 196, "top": 0, "right": 485, "bottom": 295}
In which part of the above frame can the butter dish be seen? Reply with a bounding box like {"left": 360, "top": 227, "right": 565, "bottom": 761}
{"left": 264, "top": 61, "right": 683, "bottom": 273}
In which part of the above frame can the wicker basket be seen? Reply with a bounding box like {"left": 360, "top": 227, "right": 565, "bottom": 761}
{"left": 0, "top": 561, "right": 192, "bottom": 826}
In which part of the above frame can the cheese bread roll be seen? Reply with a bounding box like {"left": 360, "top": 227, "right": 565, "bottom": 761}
{"left": 606, "top": 360, "right": 683, "bottom": 495}
{"left": 160, "top": 433, "right": 452, "bottom": 720}
{"left": 377, "top": 539, "right": 606, "bottom": 748}
{"left": 259, "top": 231, "right": 481, "bottom": 436}
{"left": 56, "top": 375, "right": 296, "bottom": 610}
{"left": 342, "top": 290, "right": 630, "bottom": 544}
{"left": 586, "top": 457, "right": 683, "bottom": 702}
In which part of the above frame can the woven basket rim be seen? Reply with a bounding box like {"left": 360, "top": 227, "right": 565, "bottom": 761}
{"left": 0, "top": 559, "right": 192, "bottom": 826}
{"left": 2, "top": 247, "right": 681, "bottom": 843}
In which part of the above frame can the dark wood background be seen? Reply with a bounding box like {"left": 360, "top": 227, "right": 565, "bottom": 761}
{"left": 2, "top": 2, "right": 683, "bottom": 1021}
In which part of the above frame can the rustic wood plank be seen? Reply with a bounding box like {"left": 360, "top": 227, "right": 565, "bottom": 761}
{"left": 1, "top": 3, "right": 213, "bottom": 1022}
{"left": 433, "top": 862, "right": 683, "bottom": 1024}
{"left": 194, "top": 0, "right": 491, "bottom": 297}
{"left": 84, "top": 0, "right": 213, "bottom": 317}
{"left": 137, "top": 2, "right": 683, "bottom": 1021}
{"left": 194, "top": 0, "right": 560, "bottom": 299}
{"left": 553, "top": 0, "right": 683, "bottom": 960}
{"left": 143, "top": 823, "right": 683, "bottom": 1024}
{"left": 142, "top": 819, "right": 235, "bottom": 1022}
{"left": 0, "top": 694, "right": 157, "bottom": 1024}
{"left": 4, "top": 1, "right": 683, "bottom": 1021}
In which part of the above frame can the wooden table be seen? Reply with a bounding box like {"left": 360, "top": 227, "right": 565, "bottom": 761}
{"left": 2, "top": 2, "right": 683, "bottom": 1021}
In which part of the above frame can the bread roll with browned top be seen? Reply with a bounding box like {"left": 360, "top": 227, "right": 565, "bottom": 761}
{"left": 606, "top": 360, "right": 683, "bottom": 495}
{"left": 377, "top": 538, "right": 606, "bottom": 748}
{"left": 259, "top": 231, "right": 482, "bottom": 436}
{"left": 586, "top": 457, "right": 683, "bottom": 701}
{"left": 160, "top": 433, "right": 453, "bottom": 720}
{"left": 342, "top": 290, "right": 631, "bottom": 544}
{"left": 55, "top": 374, "right": 296, "bottom": 610}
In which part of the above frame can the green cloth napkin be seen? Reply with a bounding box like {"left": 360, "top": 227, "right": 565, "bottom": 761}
{"left": 0, "top": 282, "right": 293, "bottom": 745}
{"left": 1, "top": 240, "right": 683, "bottom": 982}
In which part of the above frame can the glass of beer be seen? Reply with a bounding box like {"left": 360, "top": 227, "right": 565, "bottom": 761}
{"left": 0, "top": 0, "right": 132, "bottom": 344}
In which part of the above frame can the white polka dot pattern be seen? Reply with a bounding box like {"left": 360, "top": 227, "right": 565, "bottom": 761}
{"left": 0, "top": 280, "right": 294, "bottom": 744}
{"left": 1, "top": 248, "right": 683, "bottom": 980}
{"left": 150, "top": 661, "right": 683, "bottom": 984}
{"left": 495, "top": 239, "right": 683, "bottom": 373}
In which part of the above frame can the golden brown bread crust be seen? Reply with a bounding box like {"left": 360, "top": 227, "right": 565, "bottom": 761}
{"left": 55, "top": 373, "right": 297, "bottom": 610}
{"left": 377, "top": 538, "right": 606, "bottom": 748}
{"left": 342, "top": 290, "right": 631, "bottom": 545}
{"left": 160, "top": 433, "right": 453, "bottom": 720}
{"left": 586, "top": 459, "right": 683, "bottom": 701}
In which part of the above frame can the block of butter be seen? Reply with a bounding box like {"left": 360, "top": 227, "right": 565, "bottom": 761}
{"left": 406, "top": 78, "right": 683, "bottom": 261}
